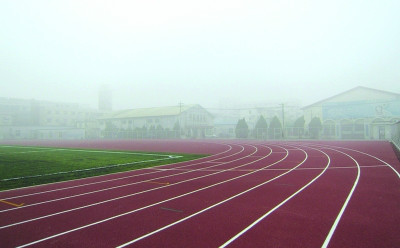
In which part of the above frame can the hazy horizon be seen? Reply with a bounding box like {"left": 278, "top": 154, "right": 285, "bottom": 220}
{"left": 1, "top": 0, "right": 399, "bottom": 110}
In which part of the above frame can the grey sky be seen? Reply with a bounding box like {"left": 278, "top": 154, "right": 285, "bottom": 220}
{"left": 1, "top": 0, "right": 399, "bottom": 110}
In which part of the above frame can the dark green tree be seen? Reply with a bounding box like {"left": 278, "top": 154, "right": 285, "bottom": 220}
{"left": 235, "top": 118, "right": 249, "bottom": 138}
{"left": 293, "top": 116, "right": 305, "bottom": 137}
{"left": 308, "top": 117, "right": 322, "bottom": 139}
{"left": 253, "top": 115, "right": 268, "bottom": 139}
{"left": 269, "top": 116, "right": 282, "bottom": 139}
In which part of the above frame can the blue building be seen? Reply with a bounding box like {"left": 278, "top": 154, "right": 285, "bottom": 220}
{"left": 302, "top": 86, "right": 400, "bottom": 140}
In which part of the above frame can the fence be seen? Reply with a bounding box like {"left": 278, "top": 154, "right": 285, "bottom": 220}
{"left": 391, "top": 122, "right": 400, "bottom": 151}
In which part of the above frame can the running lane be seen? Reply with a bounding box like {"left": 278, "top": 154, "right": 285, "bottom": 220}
{"left": 0, "top": 140, "right": 398, "bottom": 248}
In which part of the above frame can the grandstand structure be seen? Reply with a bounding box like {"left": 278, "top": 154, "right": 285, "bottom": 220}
{"left": 302, "top": 86, "right": 400, "bottom": 140}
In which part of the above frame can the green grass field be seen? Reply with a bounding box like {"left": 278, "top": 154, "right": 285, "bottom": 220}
{"left": 0, "top": 145, "right": 205, "bottom": 191}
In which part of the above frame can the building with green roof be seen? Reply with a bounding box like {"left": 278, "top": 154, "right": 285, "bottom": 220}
{"left": 98, "top": 104, "right": 214, "bottom": 139}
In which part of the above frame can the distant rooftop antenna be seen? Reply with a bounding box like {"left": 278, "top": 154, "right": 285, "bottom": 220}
{"left": 98, "top": 85, "right": 112, "bottom": 112}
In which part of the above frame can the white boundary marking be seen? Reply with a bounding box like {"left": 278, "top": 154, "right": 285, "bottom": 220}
{"left": 0, "top": 145, "right": 252, "bottom": 214}
{"left": 0, "top": 145, "right": 181, "bottom": 181}
{"left": 0, "top": 145, "right": 175, "bottom": 156}
{"left": 0, "top": 157, "right": 179, "bottom": 182}
{"left": 0, "top": 145, "right": 245, "bottom": 211}
{"left": 0, "top": 143, "right": 234, "bottom": 198}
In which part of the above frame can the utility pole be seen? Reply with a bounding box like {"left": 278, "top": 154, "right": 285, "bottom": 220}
{"left": 179, "top": 102, "right": 183, "bottom": 114}
{"left": 281, "top": 103, "right": 285, "bottom": 139}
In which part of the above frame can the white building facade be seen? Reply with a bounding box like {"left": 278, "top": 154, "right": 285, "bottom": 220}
{"left": 98, "top": 104, "right": 214, "bottom": 139}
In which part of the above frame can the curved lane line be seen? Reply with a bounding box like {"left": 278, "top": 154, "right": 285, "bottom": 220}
{"left": 219, "top": 144, "right": 331, "bottom": 248}
{"left": 114, "top": 144, "right": 307, "bottom": 247}
{"left": 15, "top": 144, "right": 289, "bottom": 247}
{"left": 302, "top": 144, "right": 360, "bottom": 248}
{"left": 314, "top": 142, "right": 400, "bottom": 178}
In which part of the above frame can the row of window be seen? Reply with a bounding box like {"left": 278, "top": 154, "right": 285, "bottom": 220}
{"left": 46, "top": 110, "right": 93, "bottom": 116}
{"left": 187, "top": 114, "right": 207, "bottom": 122}
{"left": 45, "top": 118, "right": 77, "bottom": 125}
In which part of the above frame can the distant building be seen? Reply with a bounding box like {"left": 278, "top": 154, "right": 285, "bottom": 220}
{"left": 302, "top": 86, "right": 400, "bottom": 140}
{"left": 0, "top": 97, "right": 98, "bottom": 140}
{"left": 98, "top": 104, "right": 213, "bottom": 139}
{"left": 213, "top": 116, "right": 237, "bottom": 138}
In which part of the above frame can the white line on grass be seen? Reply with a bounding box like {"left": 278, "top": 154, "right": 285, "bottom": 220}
{"left": 0, "top": 145, "right": 252, "bottom": 214}
{"left": 0, "top": 143, "right": 233, "bottom": 198}
{"left": 0, "top": 144, "right": 235, "bottom": 202}
{"left": 0, "top": 157, "right": 178, "bottom": 182}
{"left": 0, "top": 145, "right": 176, "bottom": 157}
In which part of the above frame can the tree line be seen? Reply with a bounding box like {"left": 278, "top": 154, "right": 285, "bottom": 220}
{"left": 235, "top": 115, "right": 322, "bottom": 139}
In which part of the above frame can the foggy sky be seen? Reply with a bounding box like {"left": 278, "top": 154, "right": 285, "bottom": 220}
{"left": 1, "top": 0, "right": 399, "bottom": 110}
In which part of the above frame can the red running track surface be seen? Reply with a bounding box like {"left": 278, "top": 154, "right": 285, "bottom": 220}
{"left": 0, "top": 139, "right": 399, "bottom": 247}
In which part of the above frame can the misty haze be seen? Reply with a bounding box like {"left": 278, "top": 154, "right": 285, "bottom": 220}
{"left": 0, "top": 1, "right": 399, "bottom": 248}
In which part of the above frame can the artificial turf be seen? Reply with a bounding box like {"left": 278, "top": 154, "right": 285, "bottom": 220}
{"left": 0, "top": 145, "right": 205, "bottom": 191}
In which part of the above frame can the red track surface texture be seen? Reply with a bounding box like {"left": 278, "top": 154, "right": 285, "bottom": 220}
{"left": 0, "top": 140, "right": 399, "bottom": 247}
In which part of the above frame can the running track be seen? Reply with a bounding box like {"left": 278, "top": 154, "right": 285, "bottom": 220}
{"left": 0, "top": 139, "right": 399, "bottom": 247}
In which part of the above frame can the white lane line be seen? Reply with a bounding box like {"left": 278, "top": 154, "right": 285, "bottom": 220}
{"left": 0, "top": 144, "right": 235, "bottom": 200}
{"left": 115, "top": 144, "right": 307, "bottom": 247}
{"left": 0, "top": 145, "right": 244, "bottom": 212}
{"left": 218, "top": 144, "right": 330, "bottom": 248}
{"left": 306, "top": 145, "right": 360, "bottom": 248}
{"left": 15, "top": 144, "right": 287, "bottom": 247}
{"left": 0, "top": 144, "right": 270, "bottom": 228}
{"left": 152, "top": 165, "right": 386, "bottom": 172}
{"left": 314, "top": 142, "right": 400, "bottom": 179}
